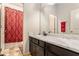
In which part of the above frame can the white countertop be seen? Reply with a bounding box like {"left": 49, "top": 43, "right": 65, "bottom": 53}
{"left": 29, "top": 33, "right": 79, "bottom": 53}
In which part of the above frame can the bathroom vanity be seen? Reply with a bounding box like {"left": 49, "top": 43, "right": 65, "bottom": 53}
{"left": 29, "top": 34, "right": 79, "bottom": 56}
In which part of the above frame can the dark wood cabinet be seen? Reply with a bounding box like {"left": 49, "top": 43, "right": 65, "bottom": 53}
{"left": 45, "top": 49, "right": 56, "bottom": 56}
{"left": 36, "top": 45, "right": 44, "bottom": 56}
{"left": 29, "top": 37, "right": 44, "bottom": 56}
{"left": 39, "top": 40, "right": 45, "bottom": 48}
{"left": 29, "top": 36, "right": 79, "bottom": 56}
{"left": 30, "top": 42, "right": 37, "bottom": 56}
{"left": 46, "top": 43, "right": 79, "bottom": 56}
{"left": 32, "top": 38, "right": 39, "bottom": 44}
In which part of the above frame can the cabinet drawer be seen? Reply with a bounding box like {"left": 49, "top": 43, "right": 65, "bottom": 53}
{"left": 39, "top": 40, "right": 45, "bottom": 48}
{"left": 29, "top": 37, "right": 34, "bottom": 42}
{"left": 29, "top": 37, "right": 32, "bottom": 41}
{"left": 32, "top": 38, "right": 39, "bottom": 44}
{"left": 29, "top": 36, "right": 39, "bottom": 44}
{"left": 46, "top": 43, "right": 79, "bottom": 56}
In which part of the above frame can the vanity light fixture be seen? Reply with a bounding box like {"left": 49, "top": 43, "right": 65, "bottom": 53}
{"left": 47, "top": 3, "right": 55, "bottom": 5}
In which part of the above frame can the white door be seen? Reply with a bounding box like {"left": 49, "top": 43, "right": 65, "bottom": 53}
{"left": 49, "top": 15, "right": 55, "bottom": 33}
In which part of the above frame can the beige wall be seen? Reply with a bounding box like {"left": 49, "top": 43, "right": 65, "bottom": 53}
{"left": 24, "top": 3, "right": 53, "bottom": 54}
{"left": 0, "top": 5, "right": 1, "bottom": 49}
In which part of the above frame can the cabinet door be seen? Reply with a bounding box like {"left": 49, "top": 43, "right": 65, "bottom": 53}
{"left": 30, "top": 42, "right": 37, "bottom": 56}
{"left": 46, "top": 43, "right": 79, "bottom": 56}
{"left": 36, "top": 45, "right": 44, "bottom": 56}
{"left": 29, "top": 41, "right": 32, "bottom": 55}
{"left": 45, "top": 50, "right": 56, "bottom": 56}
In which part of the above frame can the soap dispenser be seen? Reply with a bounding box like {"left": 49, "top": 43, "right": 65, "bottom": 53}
{"left": 43, "top": 31, "right": 47, "bottom": 36}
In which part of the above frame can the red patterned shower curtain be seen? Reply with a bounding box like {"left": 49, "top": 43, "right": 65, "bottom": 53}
{"left": 5, "top": 7, "right": 23, "bottom": 43}
{"left": 61, "top": 21, "right": 66, "bottom": 32}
